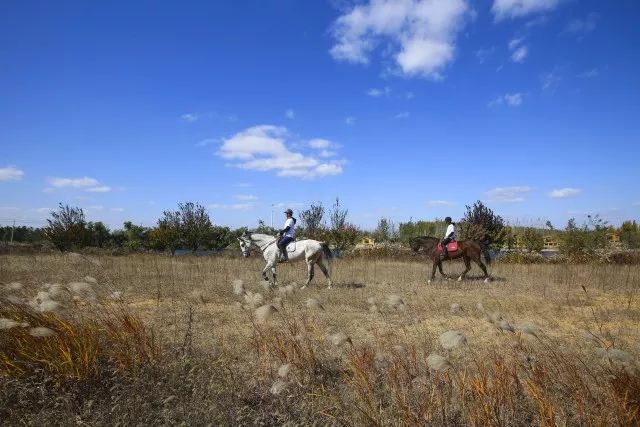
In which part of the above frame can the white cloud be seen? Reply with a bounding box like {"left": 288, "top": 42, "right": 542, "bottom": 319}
{"left": 492, "top": 0, "right": 560, "bottom": 21}
{"left": 405, "top": 91, "right": 415, "bottom": 99}
{"left": 110, "top": 207, "right": 125, "bottom": 212}
{"left": 476, "top": 46, "right": 495, "bottom": 63}
{"left": 330, "top": 0, "right": 470, "bottom": 79}
{"left": 308, "top": 138, "right": 331, "bottom": 149}
{"left": 88, "top": 205, "right": 104, "bottom": 210}
{"left": 578, "top": 68, "right": 599, "bottom": 78}
{"left": 345, "top": 116, "right": 356, "bottom": 125}
{"left": 49, "top": 177, "right": 99, "bottom": 188}
{"left": 319, "top": 149, "right": 337, "bottom": 158}
{"left": 218, "top": 125, "right": 345, "bottom": 179}
{"left": 85, "top": 186, "right": 112, "bottom": 193}
{"left": 285, "top": 109, "right": 295, "bottom": 119}
{"left": 209, "top": 203, "right": 256, "bottom": 210}
{"left": 181, "top": 113, "right": 200, "bottom": 122}
{"left": 541, "top": 71, "right": 561, "bottom": 91}
{"left": 486, "top": 186, "right": 531, "bottom": 202}
{"left": 489, "top": 92, "right": 523, "bottom": 107}
{"left": 563, "top": 13, "right": 598, "bottom": 36}
{"left": 196, "top": 138, "right": 218, "bottom": 147}
{"left": 234, "top": 194, "right": 259, "bottom": 201}
{"left": 512, "top": 47, "right": 529, "bottom": 63}
{"left": 549, "top": 188, "right": 581, "bottom": 198}
{"left": 0, "top": 166, "right": 24, "bottom": 182}
{"left": 428, "top": 200, "right": 456, "bottom": 206}
{"left": 367, "top": 87, "right": 391, "bottom": 97}
{"left": 395, "top": 112, "right": 410, "bottom": 119}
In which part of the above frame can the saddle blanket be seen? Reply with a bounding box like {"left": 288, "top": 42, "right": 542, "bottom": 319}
{"left": 437, "top": 241, "right": 459, "bottom": 252}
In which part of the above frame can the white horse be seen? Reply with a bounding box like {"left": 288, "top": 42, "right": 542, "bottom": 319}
{"left": 237, "top": 233, "right": 333, "bottom": 289}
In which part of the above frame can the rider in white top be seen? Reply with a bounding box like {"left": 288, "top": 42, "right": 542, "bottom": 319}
{"left": 277, "top": 209, "right": 296, "bottom": 262}
{"left": 441, "top": 216, "right": 455, "bottom": 260}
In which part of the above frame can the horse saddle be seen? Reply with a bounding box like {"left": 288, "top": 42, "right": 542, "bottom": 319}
{"left": 437, "top": 241, "right": 459, "bottom": 252}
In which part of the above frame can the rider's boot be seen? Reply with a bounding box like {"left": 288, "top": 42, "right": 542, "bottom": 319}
{"left": 279, "top": 249, "right": 288, "bottom": 263}
{"left": 440, "top": 248, "right": 448, "bottom": 261}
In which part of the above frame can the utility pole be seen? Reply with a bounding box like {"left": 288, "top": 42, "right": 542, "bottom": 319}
{"left": 10, "top": 220, "right": 15, "bottom": 244}
{"left": 270, "top": 204, "right": 274, "bottom": 228}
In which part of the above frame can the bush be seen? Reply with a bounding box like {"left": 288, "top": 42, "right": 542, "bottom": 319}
{"left": 44, "top": 204, "right": 91, "bottom": 252}
{"left": 560, "top": 216, "right": 609, "bottom": 257}
{"left": 521, "top": 227, "right": 544, "bottom": 252}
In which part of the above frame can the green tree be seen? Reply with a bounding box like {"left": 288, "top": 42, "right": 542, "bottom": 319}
{"left": 149, "top": 210, "right": 181, "bottom": 255}
{"left": 560, "top": 215, "right": 610, "bottom": 256}
{"left": 204, "top": 226, "right": 235, "bottom": 251}
{"left": 398, "top": 219, "right": 441, "bottom": 242}
{"left": 44, "top": 203, "right": 90, "bottom": 252}
{"left": 521, "top": 227, "right": 544, "bottom": 252}
{"left": 178, "top": 202, "right": 212, "bottom": 252}
{"left": 123, "top": 221, "right": 149, "bottom": 251}
{"left": 326, "top": 198, "right": 361, "bottom": 251}
{"left": 299, "top": 202, "right": 325, "bottom": 239}
{"left": 87, "top": 221, "right": 110, "bottom": 248}
{"left": 620, "top": 220, "right": 640, "bottom": 249}
{"left": 459, "top": 201, "right": 506, "bottom": 248}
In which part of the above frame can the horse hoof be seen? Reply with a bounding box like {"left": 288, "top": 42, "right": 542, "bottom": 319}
{"left": 263, "top": 277, "right": 269, "bottom": 282}
{"left": 427, "top": 280, "right": 432, "bottom": 285}
{"left": 300, "top": 285, "right": 307, "bottom": 290}
{"left": 484, "top": 278, "right": 490, "bottom": 283}
{"left": 457, "top": 276, "right": 463, "bottom": 282}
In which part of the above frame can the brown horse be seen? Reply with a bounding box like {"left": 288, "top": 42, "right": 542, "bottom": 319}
{"left": 408, "top": 236, "right": 491, "bottom": 283}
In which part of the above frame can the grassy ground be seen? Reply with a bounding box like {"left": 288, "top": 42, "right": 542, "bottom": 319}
{"left": 1, "top": 253, "right": 639, "bottom": 425}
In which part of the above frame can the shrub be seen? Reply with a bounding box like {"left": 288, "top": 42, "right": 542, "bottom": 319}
{"left": 560, "top": 216, "right": 609, "bottom": 257}
{"left": 521, "top": 227, "right": 544, "bottom": 252}
{"left": 44, "top": 204, "right": 91, "bottom": 252}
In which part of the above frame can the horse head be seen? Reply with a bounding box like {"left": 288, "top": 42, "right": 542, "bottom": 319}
{"left": 237, "top": 234, "right": 252, "bottom": 258}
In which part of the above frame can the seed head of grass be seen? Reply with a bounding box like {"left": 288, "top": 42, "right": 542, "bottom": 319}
{"left": 450, "top": 303, "right": 462, "bottom": 314}
{"left": 306, "top": 298, "right": 324, "bottom": 311}
{"left": 270, "top": 379, "right": 287, "bottom": 395}
{"left": 254, "top": 304, "right": 278, "bottom": 323}
{"left": 278, "top": 363, "right": 291, "bottom": 378}
{"left": 439, "top": 330, "right": 467, "bottom": 350}
{"left": 427, "top": 353, "right": 452, "bottom": 372}
{"left": 29, "top": 326, "right": 56, "bottom": 337}
{"left": 387, "top": 294, "right": 405, "bottom": 309}
{"left": 232, "top": 279, "right": 245, "bottom": 296}
{"left": 329, "top": 332, "right": 352, "bottom": 347}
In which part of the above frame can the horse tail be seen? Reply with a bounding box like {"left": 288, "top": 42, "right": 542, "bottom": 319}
{"left": 320, "top": 242, "right": 333, "bottom": 261}
{"left": 479, "top": 234, "right": 492, "bottom": 265}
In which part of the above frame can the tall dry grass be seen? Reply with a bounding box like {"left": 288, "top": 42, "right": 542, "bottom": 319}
{"left": 1, "top": 253, "right": 639, "bottom": 425}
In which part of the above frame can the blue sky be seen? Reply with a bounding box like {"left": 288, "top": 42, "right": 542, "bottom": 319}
{"left": 1, "top": 0, "right": 639, "bottom": 230}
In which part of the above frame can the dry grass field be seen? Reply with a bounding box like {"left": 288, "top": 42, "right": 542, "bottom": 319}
{"left": 1, "top": 253, "right": 639, "bottom": 425}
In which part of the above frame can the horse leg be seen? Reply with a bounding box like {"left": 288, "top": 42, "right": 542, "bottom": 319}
{"left": 271, "top": 264, "right": 278, "bottom": 287}
{"left": 302, "top": 259, "right": 315, "bottom": 289}
{"left": 262, "top": 262, "right": 272, "bottom": 282}
{"left": 317, "top": 256, "right": 332, "bottom": 289}
{"left": 458, "top": 256, "right": 471, "bottom": 281}
{"left": 438, "top": 259, "right": 448, "bottom": 279}
{"left": 428, "top": 259, "right": 438, "bottom": 284}
{"left": 475, "top": 257, "right": 491, "bottom": 283}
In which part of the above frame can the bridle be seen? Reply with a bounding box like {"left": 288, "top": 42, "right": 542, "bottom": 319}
{"left": 240, "top": 235, "right": 277, "bottom": 255}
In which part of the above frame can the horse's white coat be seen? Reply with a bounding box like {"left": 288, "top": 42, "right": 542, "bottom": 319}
{"left": 238, "top": 233, "right": 332, "bottom": 289}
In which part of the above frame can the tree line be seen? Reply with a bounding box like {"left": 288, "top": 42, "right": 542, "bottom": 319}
{"left": 3, "top": 199, "right": 639, "bottom": 256}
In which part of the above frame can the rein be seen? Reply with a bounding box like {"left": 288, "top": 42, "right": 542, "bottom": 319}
{"left": 254, "top": 237, "right": 277, "bottom": 252}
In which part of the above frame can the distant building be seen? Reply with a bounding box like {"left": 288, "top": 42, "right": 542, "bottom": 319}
{"left": 543, "top": 235, "right": 559, "bottom": 250}
{"left": 356, "top": 237, "right": 375, "bottom": 249}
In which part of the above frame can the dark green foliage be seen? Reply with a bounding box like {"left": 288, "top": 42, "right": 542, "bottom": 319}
{"left": 560, "top": 215, "right": 610, "bottom": 257}
{"left": 299, "top": 202, "right": 325, "bottom": 239}
{"left": 620, "top": 220, "right": 640, "bottom": 249}
{"left": 178, "top": 202, "right": 212, "bottom": 253}
{"left": 87, "top": 222, "right": 110, "bottom": 248}
{"left": 521, "top": 227, "right": 544, "bottom": 252}
{"left": 398, "top": 220, "right": 444, "bottom": 242}
{"left": 459, "top": 201, "right": 506, "bottom": 247}
{"left": 0, "top": 226, "right": 45, "bottom": 243}
{"left": 44, "top": 204, "right": 91, "bottom": 252}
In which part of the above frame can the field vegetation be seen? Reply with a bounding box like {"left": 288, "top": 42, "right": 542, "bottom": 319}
{"left": 1, "top": 252, "right": 639, "bottom": 425}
